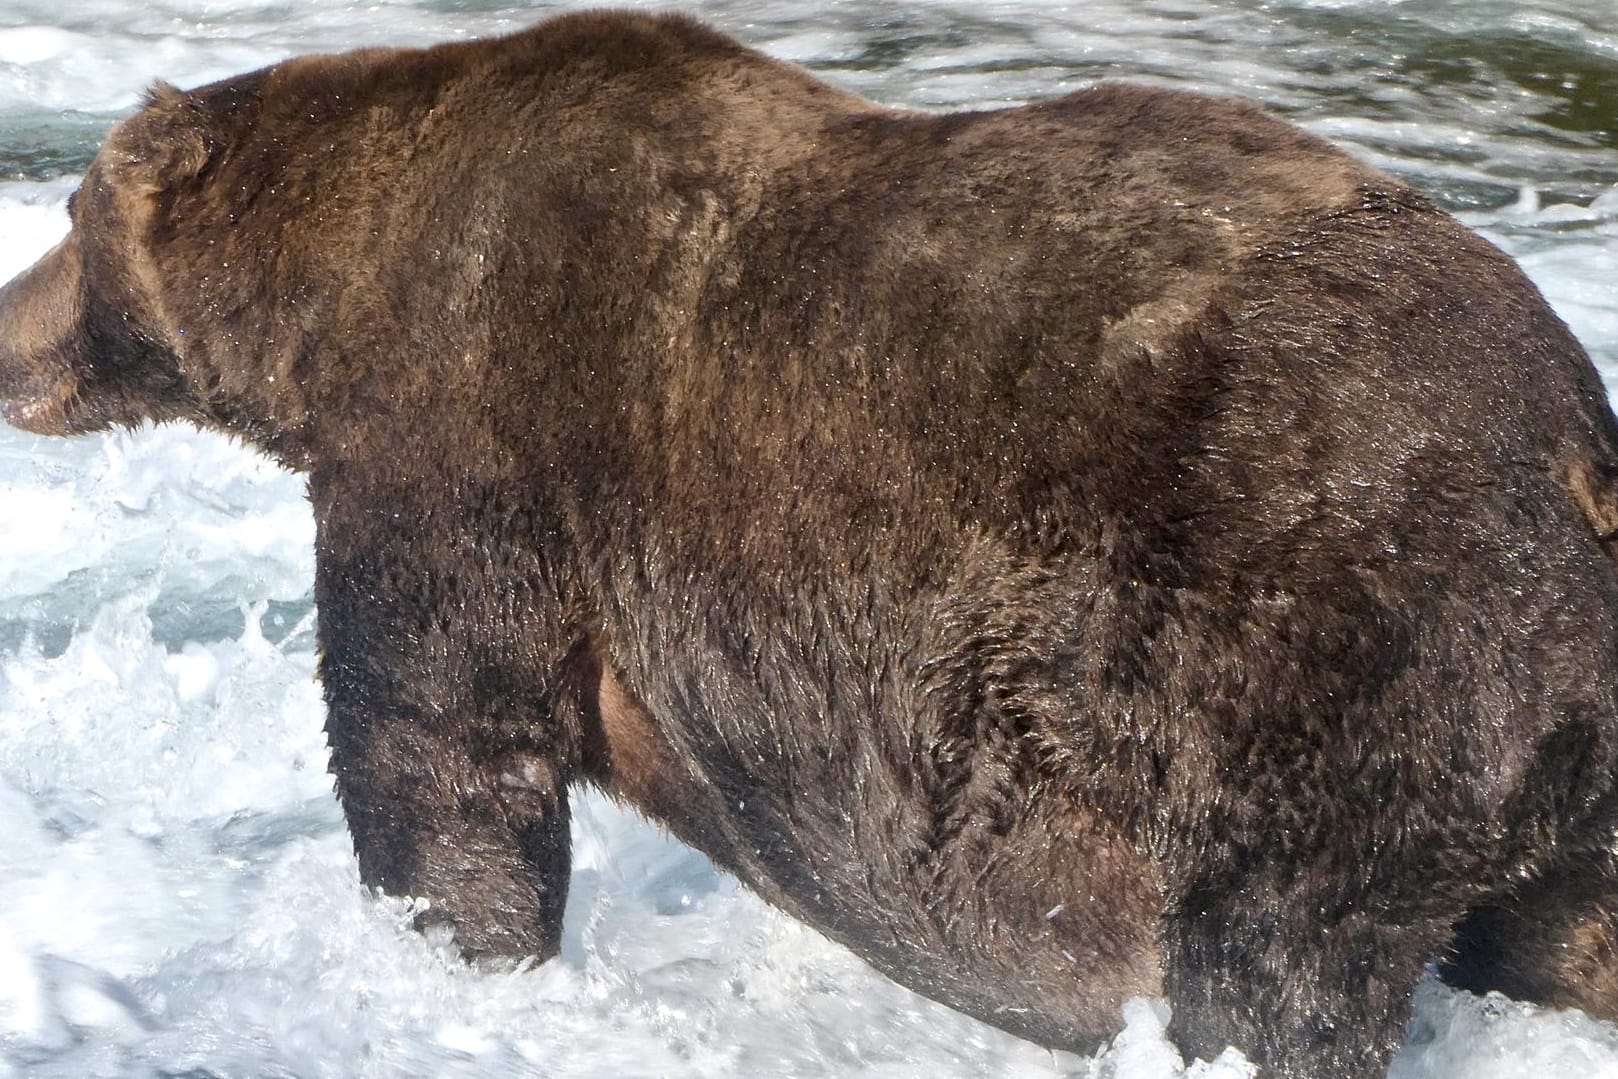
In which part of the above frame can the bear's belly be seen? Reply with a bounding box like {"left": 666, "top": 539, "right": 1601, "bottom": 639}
{"left": 580, "top": 651, "right": 1164, "bottom": 1052}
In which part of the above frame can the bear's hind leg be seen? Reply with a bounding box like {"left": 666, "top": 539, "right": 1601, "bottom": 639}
{"left": 1164, "top": 876, "right": 1450, "bottom": 1079}
{"left": 1442, "top": 848, "right": 1618, "bottom": 1022}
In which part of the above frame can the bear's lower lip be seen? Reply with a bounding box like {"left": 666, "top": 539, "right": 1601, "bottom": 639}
{"left": 1, "top": 393, "right": 66, "bottom": 434}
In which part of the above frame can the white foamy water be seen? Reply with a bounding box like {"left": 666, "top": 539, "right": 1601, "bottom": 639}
{"left": 1, "top": 2, "right": 1616, "bottom": 1077}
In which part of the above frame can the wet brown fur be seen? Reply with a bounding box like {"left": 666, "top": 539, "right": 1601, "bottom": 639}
{"left": 5, "top": 12, "right": 1618, "bottom": 1077}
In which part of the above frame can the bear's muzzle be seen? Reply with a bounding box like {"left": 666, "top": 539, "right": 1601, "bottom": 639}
{"left": 0, "top": 237, "right": 89, "bottom": 436}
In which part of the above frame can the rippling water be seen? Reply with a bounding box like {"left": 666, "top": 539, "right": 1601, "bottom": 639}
{"left": 1, "top": 3, "right": 1615, "bottom": 1077}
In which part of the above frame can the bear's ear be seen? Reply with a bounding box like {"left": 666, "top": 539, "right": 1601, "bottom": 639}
{"left": 138, "top": 82, "right": 219, "bottom": 182}
{"left": 103, "top": 77, "right": 256, "bottom": 195}
{"left": 104, "top": 82, "right": 222, "bottom": 193}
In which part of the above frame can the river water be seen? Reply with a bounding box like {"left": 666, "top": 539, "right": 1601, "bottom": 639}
{"left": 1, "top": 2, "right": 1616, "bottom": 1076}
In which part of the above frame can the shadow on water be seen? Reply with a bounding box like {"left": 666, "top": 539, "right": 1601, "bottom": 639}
{"left": 1272, "top": 4, "right": 1617, "bottom": 144}
{"left": 0, "top": 110, "right": 115, "bottom": 181}
{"left": 1442, "top": 34, "right": 1616, "bottom": 144}
{"left": 1230, "top": 2, "right": 1617, "bottom": 204}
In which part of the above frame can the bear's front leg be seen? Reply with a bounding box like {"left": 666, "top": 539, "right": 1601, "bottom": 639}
{"left": 311, "top": 498, "right": 582, "bottom": 962}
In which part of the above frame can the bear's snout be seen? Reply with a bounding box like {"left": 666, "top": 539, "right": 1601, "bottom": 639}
{"left": 0, "top": 238, "right": 87, "bottom": 436}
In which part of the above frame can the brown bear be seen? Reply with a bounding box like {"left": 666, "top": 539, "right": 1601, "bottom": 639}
{"left": 3, "top": 10, "right": 1618, "bottom": 1077}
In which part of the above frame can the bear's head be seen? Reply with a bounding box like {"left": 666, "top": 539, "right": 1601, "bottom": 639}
{"left": 0, "top": 68, "right": 343, "bottom": 468}
{"left": 0, "top": 85, "right": 230, "bottom": 438}
{"left": 0, "top": 16, "right": 764, "bottom": 471}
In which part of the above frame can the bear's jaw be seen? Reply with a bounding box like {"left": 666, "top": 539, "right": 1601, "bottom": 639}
{"left": 1, "top": 377, "right": 78, "bottom": 436}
